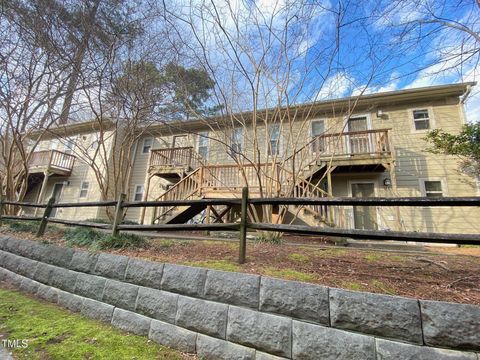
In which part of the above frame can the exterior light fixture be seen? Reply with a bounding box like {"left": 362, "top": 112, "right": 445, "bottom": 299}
{"left": 383, "top": 178, "right": 392, "bottom": 187}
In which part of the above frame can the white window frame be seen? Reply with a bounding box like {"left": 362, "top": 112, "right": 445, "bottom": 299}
{"left": 268, "top": 124, "right": 281, "bottom": 156}
{"left": 64, "top": 137, "right": 76, "bottom": 154}
{"left": 197, "top": 131, "right": 209, "bottom": 159}
{"left": 133, "top": 184, "right": 144, "bottom": 202}
{"left": 310, "top": 119, "right": 326, "bottom": 137}
{"left": 410, "top": 107, "right": 435, "bottom": 133}
{"left": 343, "top": 114, "right": 373, "bottom": 155}
{"left": 231, "top": 127, "right": 244, "bottom": 154}
{"left": 419, "top": 178, "right": 447, "bottom": 197}
{"left": 343, "top": 114, "right": 373, "bottom": 132}
{"left": 51, "top": 139, "right": 59, "bottom": 150}
{"left": 142, "top": 137, "right": 153, "bottom": 154}
{"left": 79, "top": 181, "right": 90, "bottom": 198}
{"left": 310, "top": 119, "right": 326, "bottom": 154}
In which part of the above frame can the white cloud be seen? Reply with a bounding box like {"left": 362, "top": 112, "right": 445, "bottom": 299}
{"left": 317, "top": 72, "right": 355, "bottom": 99}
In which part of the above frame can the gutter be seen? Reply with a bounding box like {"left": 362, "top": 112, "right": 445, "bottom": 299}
{"left": 460, "top": 83, "right": 474, "bottom": 104}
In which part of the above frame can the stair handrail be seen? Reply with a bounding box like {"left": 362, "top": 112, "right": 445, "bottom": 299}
{"left": 152, "top": 167, "right": 202, "bottom": 223}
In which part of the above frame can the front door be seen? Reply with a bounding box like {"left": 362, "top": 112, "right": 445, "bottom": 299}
{"left": 50, "top": 183, "right": 64, "bottom": 217}
{"left": 347, "top": 116, "right": 370, "bottom": 154}
{"left": 351, "top": 182, "right": 377, "bottom": 230}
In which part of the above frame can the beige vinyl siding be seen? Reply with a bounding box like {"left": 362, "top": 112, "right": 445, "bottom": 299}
{"left": 21, "top": 91, "right": 480, "bottom": 234}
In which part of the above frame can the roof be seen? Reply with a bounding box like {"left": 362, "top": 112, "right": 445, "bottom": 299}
{"left": 30, "top": 82, "right": 476, "bottom": 137}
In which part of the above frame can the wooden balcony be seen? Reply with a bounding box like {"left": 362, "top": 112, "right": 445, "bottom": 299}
{"left": 148, "top": 147, "right": 204, "bottom": 178}
{"left": 28, "top": 150, "right": 75, "bottom": 176}
{"left": 287, "top": 129, "right": 393, "bottom": 171}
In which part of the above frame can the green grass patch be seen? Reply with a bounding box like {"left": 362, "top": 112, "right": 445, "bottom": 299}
{"left": 0, "top": 287, "right": 184, "bottom": 360}
{"left": 185, "top": 259, "right": 241, "bottom": 272}
{"left": 63, "top": 227, "right": 146, "bottom": 250}
{"left": 262, "top": 267, "right": 315, "bottom": 282}
{"left": 288, "top": 253, "right": 310, "bottom": 263}
{"left": 340, "top": 280, "right": 365, "bottom": 291}
{"left": 365, "top": 253, "right": 382, "bottom": 262}
{"left": 371, "top": 279, "right": 397, "bottom": 295}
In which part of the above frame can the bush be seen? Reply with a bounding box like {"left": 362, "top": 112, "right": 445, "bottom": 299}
{"left": 64, "top": 227, "right": 103, "bottom": 247}
{"left": 64, "top": 227, "right": 146, "bottom": 250}
{"left": 255, "top": 231, "right": 283, "bottom": 244}
{"left": 95, "top": 233, "right": 146, "bottom": 250}
{"left": 8, "top": 220, "right": 38, "bottom": 233}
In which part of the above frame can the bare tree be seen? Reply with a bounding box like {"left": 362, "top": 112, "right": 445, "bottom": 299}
{"left": 149, "top": 0, "right": 391, "bottom": 227}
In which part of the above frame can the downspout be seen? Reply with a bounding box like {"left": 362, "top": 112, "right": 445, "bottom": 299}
{"left": 125, "top": 139, "right": 139, "bottom": 200}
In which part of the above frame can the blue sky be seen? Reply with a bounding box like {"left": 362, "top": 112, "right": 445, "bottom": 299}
{"left": 168, "top": 0, "right": 478, "bottom": 121}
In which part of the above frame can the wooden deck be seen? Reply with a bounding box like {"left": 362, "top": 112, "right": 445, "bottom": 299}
{"left": 28, "top": 150, "right": 76, "bottom": 176}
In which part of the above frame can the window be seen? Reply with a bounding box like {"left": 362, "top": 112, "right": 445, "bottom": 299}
{"left": 142, "top": 138, "right": 153, "bottom": 154}
{"left": 51, "top": 140, "right": 59, "bottom": 150}
{"left": 421, "top": 180, "right": 443, "bottom": 197}
{"left": 198, "top": 132, "right": 209, "bottom": 159}
{"left": 268, "top": 124, "right": 280, "bottom": 155}
{"left": 311, "top": 120, "right": 325, "bottom": 152}
{"left": 231, "top": 128, "right": 243, "bottom": 154}
{"left": 79, "top": 181, "right": 89, "bottom": 198}
{"left": 133, "top": 185, "right": 144, "bottom": 201}
{"left": 64, "top": 137, "right": 76, "bottom": 154}
{"left": 413, "top": 109, "right": 431, "bottom": 131}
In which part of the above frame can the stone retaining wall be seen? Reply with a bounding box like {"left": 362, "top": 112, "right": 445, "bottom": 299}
{"left": 0, "top": 235, "right": 479, "bottom": 360}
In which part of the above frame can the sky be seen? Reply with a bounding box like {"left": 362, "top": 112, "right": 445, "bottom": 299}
{"left": 167, "top": 0, "right": 479, "bottom": 122}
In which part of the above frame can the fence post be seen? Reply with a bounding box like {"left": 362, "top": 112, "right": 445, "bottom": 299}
{"left": 238, "top": 186, "right": 249, "bottom": 264}
{"left": 112, "top": 193, "right": 126, "bottom": 237}
{"left": 36, "top": 197, "right": 55, "bottom": 237}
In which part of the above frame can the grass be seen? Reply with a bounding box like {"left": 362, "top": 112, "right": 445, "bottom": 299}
{"left": 262, "top": 267, "right": 315, "bottom": 282}
{"left": 365, "top": 253, "right": 382, "bottom": 262}
{"left": 339, "top": 280, "right": 365, "bottom": 291}
{"left": 63, "top": 227, "right": 146, "bottom": 250}
{"left": 288, "top": 253, "right": 310, "bottom": 263}
{"left": 371, "top": 279, "right": 397, "bottom": 295}
{"left": 185, "top": 259, "right": 241, "bottom": 272}
{"left": 313, "top": 248, "right": 348, "bottom": 257}
{"left": 0, "top": 287, "right": 185, "bottom": 360}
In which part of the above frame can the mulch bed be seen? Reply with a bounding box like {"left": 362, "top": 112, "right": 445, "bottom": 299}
{"left": 1, "top": 227, "right": 479, "bottom": 305}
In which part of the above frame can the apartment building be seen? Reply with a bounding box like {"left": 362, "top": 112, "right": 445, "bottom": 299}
{"left": 23, "top": 83, "right": 479, "bottom": 234}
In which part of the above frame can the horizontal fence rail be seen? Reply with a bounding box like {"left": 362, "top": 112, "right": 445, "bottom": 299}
{"left": 0, "top": 189, "right": 479, "bottom": 263}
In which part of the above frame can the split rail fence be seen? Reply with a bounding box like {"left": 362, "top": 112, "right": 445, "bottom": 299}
{"left": 0, "top": 188, "right": 479, "bottom": 264}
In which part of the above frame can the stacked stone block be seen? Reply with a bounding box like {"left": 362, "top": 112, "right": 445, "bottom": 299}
{"left": 0, "top": 235, "right": 479, "bottom": 360}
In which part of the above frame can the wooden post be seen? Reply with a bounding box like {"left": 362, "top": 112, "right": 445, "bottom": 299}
{"left": 35, "top": 171, "right": 50, "bottom": 216}
{"left": 36, "top": 197, "right": 55, "bottom": 237}
{"left": 112, "top": 193, "right": 126, "bottom": 237}
{"left": 238, "top": 186, "right": 249, "bottom": 264}
{"left": 140, "top": 176, "right": 152, "bottom": 224}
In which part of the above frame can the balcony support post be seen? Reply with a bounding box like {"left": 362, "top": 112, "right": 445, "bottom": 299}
{"left": 140, "top": 175, "right": 153, "bottom": 224}
{"left": 34, "top": 171, "right": 50, "bottom": 216}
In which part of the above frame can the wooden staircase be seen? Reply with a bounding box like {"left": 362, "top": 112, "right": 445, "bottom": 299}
{"left": 146, "top": 129, "right": 393, "bottom": 226}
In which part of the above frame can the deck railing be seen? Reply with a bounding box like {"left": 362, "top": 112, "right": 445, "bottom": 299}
{"left": 29, "top": 150, "right": 75, "bottom": 172}
{"left": 285, "top": 128, "right": 391, "bottom": 172}
{"left": 149, "top": 147, "right": 204, "bottom": 171}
